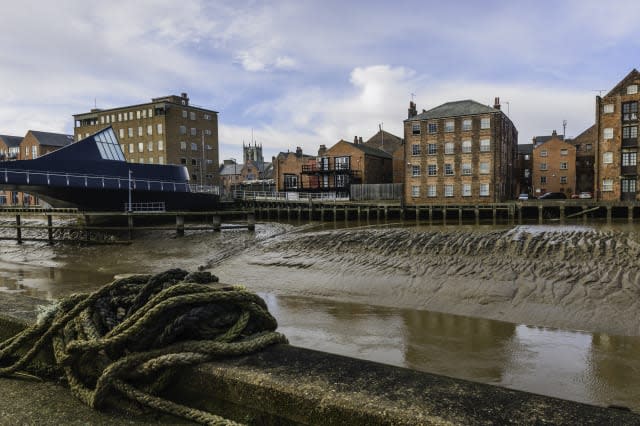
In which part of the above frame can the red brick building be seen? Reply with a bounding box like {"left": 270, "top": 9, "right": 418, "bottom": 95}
{"left": 531, "top": 131, "right": 576, "bottom": 197}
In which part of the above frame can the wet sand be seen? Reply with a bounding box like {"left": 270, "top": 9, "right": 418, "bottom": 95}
{"left": 215, "top": 225, "right": 640, "bottom": 336}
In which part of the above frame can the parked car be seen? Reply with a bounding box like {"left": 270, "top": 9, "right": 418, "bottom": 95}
{"left": 579, "top": 192, "right": 593, "bottom": 199}
{"left": 517, "top": 193, "right": 530, "bottom": 200}
{"left": 538, "top": 192, "right": 567, "bottom": 200}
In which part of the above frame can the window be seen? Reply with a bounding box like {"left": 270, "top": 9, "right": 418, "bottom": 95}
{"left": 604, "top": 104, "right": 614, "bottom": 113}
{"left": 444, "top": 184, "right": 454, "bottom": 197}
{"left": 147, "top": 141, "right": 153, "bottom": 151}
{"left": 118, "top": 113, "right": 122, "bottom": 121}
{"left": 180, "top": 141, "right": 187, "bottom": 151}
{"left": 335, "top": 156, "right": 350, "bottom": 170}
{"left": 462, "top": 163, "right": 472, "bottom": 175}
{"left": 445, "top": 142, "right": 454, "bottom": 154}
{"left": 427, "top": 144, "right": 437, "bottom": 155}
{"left": 412, "top": 165, "right": 421, "bottom": 177}
{"left": 136, "top": 110, "right": 141, "bottom": 119}
{"left": 524, "top": 169, "right": 530, "bottom": 178}
{"left": 206, "top": 144, "right": 212, "bottom": 150}
{"left": 628, "top": 85, "right": 639, "bottom": 95}
{"left": 191, "top": 142, "right": 198, "bottom": 151}
{"left": 191, "top": 159, "right": 197, "bottom": 166}
{"left": 180, "top": 158, "right": 187, "bottom": 165}
{"left": 412, "top": 144, "right": 421, "bottom": 156}
{"left": 444, "top": 163, "right": 454, "bottom": 175}
{"left": 462, "top": 140, "right": 472, "bottom": 153}
{"left": 623, "top": 126, "right": 638, "bottom": 139}
{"left": 138, "top": 126, "right": 143, "bottom": 137}
{"left": 428, "top": 123, "right": 437, "bottom": 134}
{"left": 411, "top": 185, "right": 420, "bottom": 197}
{"left": 284, "top": 174, "right": 298, "bottom": 189}
{"left": 138, "top": 142, "right": 144, "bottom": 152}
{"left": 622, "top": 179, "right": 636, "bottom": 193}
{"left": 148, "top": 157, "right": 154, "bottom": 164}
{"left": 190, "top": 111, "right": 196, "bottom": 120}
{"left": 128, "top": 112, "right": 133, "bottom": 120}
{"left": 158, "top": 156, "right": 164, "bottom": 164}
{"left": 480, "top": 139, "right": 490, "bottom": 152}
{"left": 31, "top": 146, "right": 38, "bottom": 159}
{"left": 129, "top": 144, "right": 134, "bottom": 153}
{"left": 479, "top": 162, "right": 489, "bottom": 174}
{"left": 128, "top": 128, "right": 133, "bottom": 137}
{"left": 480, "top": 184, "right": 489, "bottom": 196}
{"left": 586, "top": 144, "right": 592, "bottom": 151}
{"left": 524, "top": 154, "right": 530, "bottom": 160}
{"left": 445, "top": 121, "right": 454, "bottom": 132}
{"left": 157, "top": 124, "right": 163, "bottom": 135}
{"left": 158, "top": 140, "right": 164, "bottom": 151}
{"left": 412, "top": 123, "right": 421, "bottom": 135}
{"left": 190, "top": 128, "right": 197, "bottom": 136}
{"left": 147, "top": 125, "right": 153, "bottom": 136}
{"left": 602, "top": 179, "right": 613, "bottom": 192}
{"left": 120, "top": 144, "right": 125, "bottom": 153}
{"left": 462, "top": 183, "right": 471, "bottom": 197}
{"left": 622, "top": 151, "right": 637, "bottom": 166}
{"left": 560, "top": 149, "right": 568, "bottom": 156}
{"left": 603, "top": 151, "right": 613, "bottom": 164}
{"left": 560, "top": 162, "right": 568, "bottom": 170}
{"left": 560, "top": 176, "right": 567, "bottom": 184}
{"left": 100, "top": 116, "right": 104, "bottom": 124}
{"left": 148, "top": 108, "right": 153, "bottom": 118}
{"left": 204, "top": 129, "right": 212, "bottom": 136}
{"left": 182, "top": 110, "right": 188, "bottom": 118}
{"left": 540, "top": 176, "right": 547, "bottom": 184}
{"left": 179, "top": 126, "right": 186, "bottom": 135}
{"left": 105, "top": 115, "right": 110, "bottom": 124}
{"left": 462, "top": 119, "right": 472, "bottom": 131}
{"left": 139, "top": 158, "right": 144, "bottom": 164}
{"left": 604, "top": 128, "right": 614, "bottom": 139}
{"left": 480, "top": 117, "right": 490, "bottom": 129}
{"left": 428, "top": 164, "right": 437, "bottom": 176}
{"left": 119, "top": 128, "right": 125, "bottom": 139}
{"left": 204, "top": 114, "right": 212, "bottom": 120}
{"left": 540, "top": 150, "right": 548, "bottom": 157}
{"left": 142, "top": 110, "right": 147, "bottom": 119}
{"left": 427, "top": 185, "right": 437, "bottom": 197}
{"left": 540, "top": 163, "right": 548, "bottom": 170}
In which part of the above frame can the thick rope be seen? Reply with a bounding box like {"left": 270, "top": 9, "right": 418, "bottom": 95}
{"left": 0, "top": 268, "right": 288, "bottom": 425}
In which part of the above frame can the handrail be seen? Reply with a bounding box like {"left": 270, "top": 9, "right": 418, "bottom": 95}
{"left": 233, "top": 190, "right": 349, "bottom": 201}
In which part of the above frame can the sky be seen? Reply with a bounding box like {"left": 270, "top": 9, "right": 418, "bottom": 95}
{"left": 1, "top": 0, "right": 639, "bottom": 163}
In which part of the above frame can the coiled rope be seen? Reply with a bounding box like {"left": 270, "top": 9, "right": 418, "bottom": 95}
{"left": 0, "top": 269, "right": 288, "bottom": 425}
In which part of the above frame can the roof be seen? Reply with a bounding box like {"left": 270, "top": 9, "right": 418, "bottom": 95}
{"left": 332, "top": 140, "right": 392, "bottom": 159}
{"left": 604, "top": 68, "right": 640, "bottom": 98}
{"left": 517, "top": 144, "right": 533, "bottom": 155}
{"left": 364, "top": 130, "right": 403, "bottom": 154}
{"left": 219, "top": 163, "right": 243, "bottom": 176}
{"left": 405, "top": 99, "right": 499, "bottom": 121}
{"left": 29, "top": 131, "right": 74, "bottom": 147}
{"left": 0, "top": 135, "right": 23, "bottom": 148}
{"left": 533, "top": 134, "right": 564, "bottom": 146}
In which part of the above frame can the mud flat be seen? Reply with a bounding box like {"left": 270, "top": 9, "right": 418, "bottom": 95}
{"left": 216, "top": 225, "right": 640, "bottom": 336}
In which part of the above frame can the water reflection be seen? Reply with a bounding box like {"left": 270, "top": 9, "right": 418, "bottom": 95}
{"left": 265, "top": 294, "right": 640, "bottom": 411}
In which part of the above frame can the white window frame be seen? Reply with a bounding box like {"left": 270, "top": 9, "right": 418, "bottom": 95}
{"left": 479, "top": 183, "right": 489, "bottom": 196}
{"left": 604, "top": 128, "right": 614, "bottom": 140}
{"left": 462, "top": 183, "right": 471, "bottom": 197}
{"left": 603, "top": 151, "right": 613, "bottom": 164}
{"left": 462, "top": 163, "right": 472, "bottom": 175}
{"left": 444, "top": 120, "right": 454, "bottom": 132}
{"left": 602, "top": 179, "right": 613, "bottom": 191}
{"left": 427, "top": 185, "right": 437, "bottom": 197}
{"left": 480, "top": 117, "right": 490, "bottom": 129}
{"left": 412, "top": 165, "right": 421, "bottom": 177}
{"left": 480, "top": 139, "right": 490, "bottom": 152}
{"left": 604, "top": 104, "right": 614, "bottom": 113}
{"left": 479, "top": 162, "right": 489, "bottom": 174}
{"left": 628, "top": 85, "right": 638, "bottom": 95}
{"left": 445, "top": 142, "right": 454, "bottom": 155}
{"left": 462, "top": 119, "right": 472, "bottom": 131}
{"left": 411, "top": 185, "right": 420, "bottom": 197}
{"left": 462, "top": 140, "right": 472, "bottom": 153}
{"left": 444, "top": 184, "right": 454, "bottom": 197}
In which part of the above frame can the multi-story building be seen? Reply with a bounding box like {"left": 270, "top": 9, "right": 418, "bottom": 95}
{"left": 515, "top": 143, "right": 533, "bottom": 196}
{"left": 20, "top": 130, "right": 74, "bottom": 160}
{"left": 0, "top": 134, "right": 22, "bottom": 160}
{"left": 595, "top": 69, "right": 640, "bottom": 201}
{"left": 362, "top": 130, "right": 405, "bottom": 183}
{"left": 73, "top": 93, "right": 219, "bottom": 186}
{"left": 404, "top": 98, "right": 518, "bottom": 204}
{"left": 531, "top": 130, "right": 576, "bottom": 197}
{"left": 273, "top": 147, "right": 315, "bottom": 192}
{"left": 567, "top": 125, "right": 595, "bottom": 194}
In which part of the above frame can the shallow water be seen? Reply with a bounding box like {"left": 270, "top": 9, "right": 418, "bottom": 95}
{"left": 1, "top": 220, "right": 639, "bottom": 411}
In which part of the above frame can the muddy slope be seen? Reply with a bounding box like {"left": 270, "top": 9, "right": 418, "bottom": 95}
{"left": 218, "top": 226, "right": 640, "bottom": 336}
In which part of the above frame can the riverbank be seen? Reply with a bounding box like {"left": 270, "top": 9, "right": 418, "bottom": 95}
{"left": 214, "top": 224, "right": 640, "bottom": 336}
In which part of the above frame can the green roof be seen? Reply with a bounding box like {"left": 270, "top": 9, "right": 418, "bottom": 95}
{"left": 406, "top": 99, "right": 499, "bottom": 121}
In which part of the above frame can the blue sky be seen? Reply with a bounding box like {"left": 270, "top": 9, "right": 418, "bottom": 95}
{"left": 1, "top": 0, "right": 639, "bottom": 163}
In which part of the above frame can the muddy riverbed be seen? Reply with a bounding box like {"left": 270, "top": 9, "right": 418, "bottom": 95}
{"left": 1, "top": 221, "right": 640, "bottom": 411}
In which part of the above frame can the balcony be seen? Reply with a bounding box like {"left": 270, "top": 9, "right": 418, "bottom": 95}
{"left": 622, "top": 138, "right": 638, "bottom": 148}
{"left": 621, "top": 165, "right": 637, "bottom": 176}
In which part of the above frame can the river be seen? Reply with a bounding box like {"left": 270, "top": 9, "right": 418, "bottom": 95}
{"left": 0, "top": 219, "right": 639, "bottom": 412}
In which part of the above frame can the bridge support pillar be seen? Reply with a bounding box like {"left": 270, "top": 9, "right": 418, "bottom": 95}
{"left": 176, "top": 215, "right": 185, "bottom": 237}
{"left": 212, "top": 215, "right": 221, "bottom": 231}
{"left": 247, "top": 213, "right": 256, "bottom": 231}
{"left": 16, "top": 215, "right": 22, "bottom": 244}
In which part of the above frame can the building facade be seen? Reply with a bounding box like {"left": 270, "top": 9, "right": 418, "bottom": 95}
{"left": 363, "top": 130, "right": 405, "bottom": 183}
{"left": 273, "top": 147, "right": 315, "bottom": 192}
{"left": 404, "top": 98, "right": 518, "bottom": 204}
{"left": 515, "top": 143, "right": 533, "bottom": 196}
{"left": 531, "top": 131, "right": 576, "bottom": 197}
{"left": 0, "top": 134, "right": 22, "bottom": 161}
{"left": 73, "top": 93, "right": 219, "bottom": 186}
{"left": 595, "top": 69, "right": 640, "bottom": 201}
{"left": 567, "top": 124, "right": 595, "bottom": 194}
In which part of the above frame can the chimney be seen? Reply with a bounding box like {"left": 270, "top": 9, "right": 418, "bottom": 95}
{"left": 318, "top": 144, "right": 327, "bottom": 156}
{"left": 359, "top": 136, "right": 363, "bottom": 145}
{"left": 408, "top": 101, "right": 417, "bottom": 118}
{"left": 354, "top": 136, "right": 358, "bottom": 144}
{"left": 493, "top": 97, "right": 501, "bottom": 110}
{"left": 295, "top": 146, "right": 302, "bottom": 157}
{"left": 552, "top": 129, "right": 557, "bottom": 137}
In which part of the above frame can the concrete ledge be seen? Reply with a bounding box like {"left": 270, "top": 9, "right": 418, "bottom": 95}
{"left": 2, "top": 293, "right": 639, "bottom": 425}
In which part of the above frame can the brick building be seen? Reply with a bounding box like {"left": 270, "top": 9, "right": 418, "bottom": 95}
{"left": 404, "top": 98, "right": 518, "bottom": 204}
{"left": 567, "top": 125, "right": 595, "bottom": 194}
{"left": 20, "top": 130, "right": 74, "bottom": 160}
{"left": 516, "top": 143, "right": 533, "bottom": 196}
{"left": 531, "top": 130, "right": 576, "bottom": 197}
{"left": 273, "top": 147, "right": 315, "bottom": 192}
{"left": 595, "top": 69, "right": 640, "bottom": 201}
{"left": 0, "top": 134, "right": 22, "bottom": 160}
{"left": 362, "top": 130, "right": 405, "bottom": 183}
{"left": 300, "top": 140, "right": 392, "bottom": 195}
{"left": 73, "top": 93, "right": 219, "bottom": 186}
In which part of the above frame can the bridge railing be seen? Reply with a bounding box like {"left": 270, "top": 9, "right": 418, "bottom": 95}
{"left": 124, "top": 202, "right": 166, "bottom": 212}
{"left": 233, "top": 190, "right": 350, "bottom": 202}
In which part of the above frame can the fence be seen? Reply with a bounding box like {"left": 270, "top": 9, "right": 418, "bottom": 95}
{"left": 124, "top": 202, "right": 166, "bottom": 212}
{"left": 350, "top": 183, "right": 403, "bottom": 201}
{"left": 233, "top": 190, "right": 349, "bottom": 202}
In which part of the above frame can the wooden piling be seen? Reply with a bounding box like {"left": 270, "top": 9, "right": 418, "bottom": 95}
{"left": 247, "top": 213, "right": 256, "bottom": 231}
{"left": 212, "top": 215, "right": 221, "bottom": 231}
{"left": 538, "top": 206, "right": 544, "bottom": 224}
{"left": 176, "top": 215, "right": 185, "bottom": 236}
{"left": 629, "top": 206, "right": 634, "bottom": 223}
{"left": 15, "top": 215, "right": 22, "bottom": 244}
{"left": 128, "top": 214, "right": 134, "bottom": 240}
{"left": 47, "top": 215, "right": 53, "bottom": 245}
